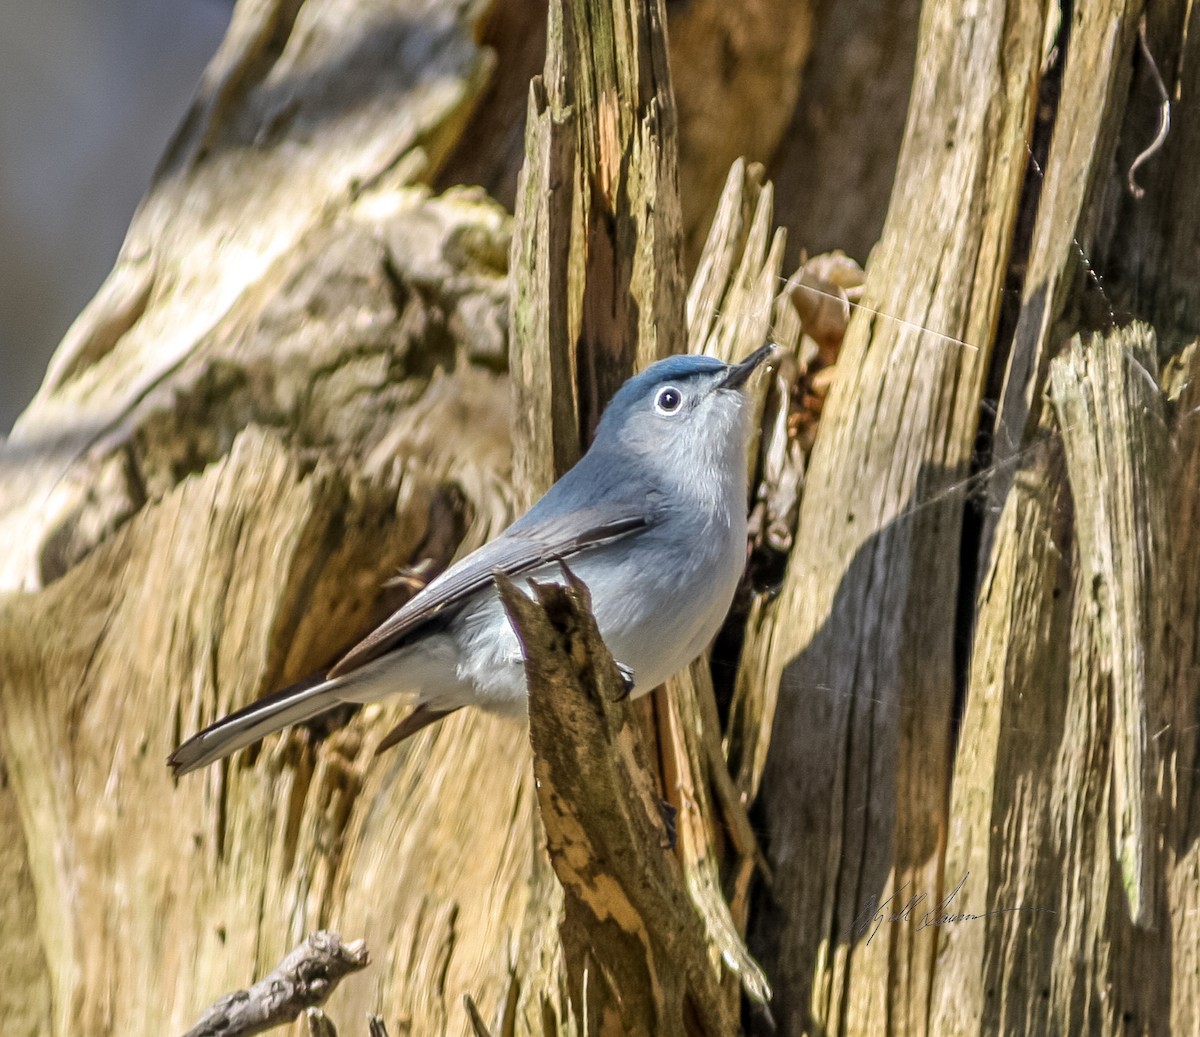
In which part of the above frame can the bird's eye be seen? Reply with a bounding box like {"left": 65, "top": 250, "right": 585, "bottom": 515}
{"left": 654, "top": 386, "right": 683, "bottom": 414}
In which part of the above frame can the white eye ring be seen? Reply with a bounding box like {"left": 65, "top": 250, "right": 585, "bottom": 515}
{"left": 654, "top": 386, "right": 683, "bottom": 414}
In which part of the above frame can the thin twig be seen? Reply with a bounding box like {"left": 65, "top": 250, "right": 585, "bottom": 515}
{"left": 181, "top": 931, "right": 369, "bottom": 1037}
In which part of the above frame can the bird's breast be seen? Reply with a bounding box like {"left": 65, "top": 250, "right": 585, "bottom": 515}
{"left": 451, "top": 502, "right": 748, "bottom": 706}
{"left": 565, "top": 511, "right": 746, "bottom": 691}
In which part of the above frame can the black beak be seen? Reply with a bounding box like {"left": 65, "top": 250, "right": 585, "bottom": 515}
{"left": 718, "top": 343, "right": 776, "bottom": 390}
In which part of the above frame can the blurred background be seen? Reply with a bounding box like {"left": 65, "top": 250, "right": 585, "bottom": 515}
{"left": 0, "top": 0, "right": 232, "bottom": 432}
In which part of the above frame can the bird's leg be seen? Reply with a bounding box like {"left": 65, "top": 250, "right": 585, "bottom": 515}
{"left": 657, "top": 798, "right": 678, "bottom": 851}
{"left": 614, "top": 662, "right": 636, "bottom": 700}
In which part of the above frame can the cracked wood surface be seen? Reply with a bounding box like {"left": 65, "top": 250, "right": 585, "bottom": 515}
{"left": 499, "top": 571, "right": 734, "bottom": 1037}
{"left": 4, "top": 0, "right": 1198, "bottom": 1033}
{"left": 742, "top": 0, "right": 1200, "bottom": 1033}
{"left": 0, "top": 0, "right": 798, "bottom": 1034}
{"left": 0, "top": 2, "right": 527, "bottom": 1034}
{"left": 927, "top": 3, "right": 1200, "bottom": 1035}
{"left": 747, "top": 0, "right": 1047, "bottom": 1032}
{"left": 181, "top": 931, "right": 370, "bottom": 1037}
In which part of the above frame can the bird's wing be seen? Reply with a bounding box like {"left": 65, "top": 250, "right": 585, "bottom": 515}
{"left": 326, "top": 503, "right": 650, "bottom": 679}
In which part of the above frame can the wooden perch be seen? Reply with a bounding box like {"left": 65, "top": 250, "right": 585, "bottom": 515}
{"left": 505, "top": 0, "right": 775, "bottom": 1023}
{"left": 181, "top": 931, "right": 369, "bottom": 1037}
{"left": 497, "top": 568, "right": 736, "bottom": 1037}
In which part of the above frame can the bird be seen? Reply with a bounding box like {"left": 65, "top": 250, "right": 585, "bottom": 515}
{"left": 168, "top": 344, "right": 775, "bottom": 775}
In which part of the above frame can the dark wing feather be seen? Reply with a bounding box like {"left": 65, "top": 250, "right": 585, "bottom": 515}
{"left": 326, "top": 504, "right": 649, "bottom": 679}
{"left": 374, "top": 705, "right": 461, "bottom": 754}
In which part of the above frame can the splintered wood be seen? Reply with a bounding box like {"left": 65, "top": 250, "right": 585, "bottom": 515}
{"left": 4, "top": 0, "right": 1199, "bottom": 1032}
{"left": 500, "top": 571, "right": 735, "bottom": 1037}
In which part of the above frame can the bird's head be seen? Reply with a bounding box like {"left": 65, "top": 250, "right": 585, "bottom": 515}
{"left": 591, "top": 344, "right": 775, "bottom": 488}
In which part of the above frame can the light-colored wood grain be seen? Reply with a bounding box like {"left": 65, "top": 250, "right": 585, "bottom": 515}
{"left": 745, "top": 0, "right": 1047, "bottom": 1032}
{"left": 930, "top": 3, "right": 1200, "bottom": 1033}
{"left": 6, "top": 0, "right": 1199, "bottom": 1031}
{"left": 929, "top": 407, "right": 1071, "bottom": 1037}
{"left": 0, "top": 759, "right": 52, "bottom": 1037}
{"left": 1051, "top": 329, "right": 1170, "bottom": 927}
{"left": 1166, "top": 342, "right": 1200, "bottom": 1036}
{"left": 933, "top": 324, "right": 1179, "bottom": 1037}
{"left": 990, "top": 0, "right": 1143, "bottom": 499}
{"left": 0, "top": 3, "right": 524, "bottom": 1034}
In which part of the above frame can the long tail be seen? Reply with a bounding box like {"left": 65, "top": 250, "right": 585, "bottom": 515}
{"left": 168, "top": 673, "right": 342, "bottom": 776}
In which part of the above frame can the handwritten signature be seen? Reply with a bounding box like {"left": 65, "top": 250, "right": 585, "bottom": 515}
{"left": 850, "top": 872, "right": 1052, "bottom": 945}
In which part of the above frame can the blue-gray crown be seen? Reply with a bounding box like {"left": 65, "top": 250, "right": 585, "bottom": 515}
{"left": 603, "top": 354, "right": 728, "bottom": 414}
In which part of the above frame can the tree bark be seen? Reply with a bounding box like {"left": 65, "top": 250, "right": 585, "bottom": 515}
{"left": 746, "top": 1, "right": 1200, "bottom": 1035}
{"left": 3, "top": 0, "right": 1199, "bottom": 1034}
{"left": 747, "top": 0, "right": 1043, "bottom": 1029}
{"left": 0, "top": 2, "right": 526, "bottom": 1033}
{"left": 0, "top": 0, "right": 786, "bottom": 1034}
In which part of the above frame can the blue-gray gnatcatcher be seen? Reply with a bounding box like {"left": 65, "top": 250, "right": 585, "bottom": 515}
{"left": 169, "top": 345, "right": 774, "bottom": 775}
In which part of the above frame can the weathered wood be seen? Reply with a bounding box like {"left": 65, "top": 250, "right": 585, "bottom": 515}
{"left": 746, "top": 0, "right": 1047, "bottom": 1032}
{"left": 508, "top": 0, "right": 686, "bottom": 497}
{"left": 929, "top": 3, "right": 1200, "bottom": 1034}
{"left": 498, "top": 569, "right": 735, "bottom": 1037}
{"left": 1079, "top": 10, "right": 1200, "bottom": 1030}
{"left": 0, "top": 760, "right": 51, "bottom": 1037}
{"left": 0, "top": 3, "right": 531, "bottom": 1035}
{"left": 932, "top": 325, "right": 1179, "bottom": 1037}
{"left": 1051, "top": 328, "right": 1170, "bottom": 927}
{"left": 664, "top": 159, "right": 816, "bottom": 1015}
{"left": 1166, "top": 342, "right": 1200, "bottom": 1035}
{"left": 506, "top": 0, "right": 685, "bottom": 1028}
{"left": 0, "top": 421, "right": 517, "bottom": 1036}
{"left": 928, "top": 408, "right": 1071, "bottom": 1037}
{"left": 7, "top": 0, "right": 1197, "bottom": 1032}
{"left": 989, "top": 0, "right": 1144, "bottom": 506}
{"left": 508, "top": 70, "right": 583, "bottom": 502}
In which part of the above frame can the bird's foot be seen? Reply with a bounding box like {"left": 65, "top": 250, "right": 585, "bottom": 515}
{"left": 658, "top": 797, "right": 678, "bottom": 851}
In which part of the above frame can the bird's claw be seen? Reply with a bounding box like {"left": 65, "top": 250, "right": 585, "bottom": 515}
{"left": 658, "top": 797, "right": 678, "bottom": 851}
